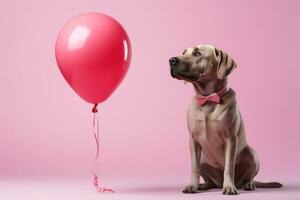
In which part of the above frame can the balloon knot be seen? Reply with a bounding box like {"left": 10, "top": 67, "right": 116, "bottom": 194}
{"left": 92, "top": 104, "right": 98, "bottom": 113}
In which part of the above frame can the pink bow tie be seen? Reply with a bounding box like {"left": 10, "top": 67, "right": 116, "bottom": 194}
{"left": 195, "top": 86, "right": 229, "bottom": 106}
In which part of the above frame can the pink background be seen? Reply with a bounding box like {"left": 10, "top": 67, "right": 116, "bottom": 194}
{"left": 1, "top": 0, "right": 300, "bottom": 199}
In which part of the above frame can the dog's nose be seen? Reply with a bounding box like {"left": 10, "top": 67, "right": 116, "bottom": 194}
{"left": 169, "top": 57, "right": 179, "bottom": 66}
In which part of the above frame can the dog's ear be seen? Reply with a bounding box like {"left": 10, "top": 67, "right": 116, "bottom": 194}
{"left": 214, "top": 47, "right": 237, "bottom": 79}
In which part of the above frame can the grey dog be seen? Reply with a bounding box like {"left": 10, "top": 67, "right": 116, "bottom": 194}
{"left": 169, "top": 44, "right": 282, "bottom": 195}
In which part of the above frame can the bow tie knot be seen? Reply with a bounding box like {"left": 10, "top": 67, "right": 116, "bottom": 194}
{"left": 195, "top": 86, "right": 229, "bottom": 106}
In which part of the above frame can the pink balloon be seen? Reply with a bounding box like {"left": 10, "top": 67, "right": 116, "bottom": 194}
{"left": 55, "top": 13, "right": 131, "bottom": 104}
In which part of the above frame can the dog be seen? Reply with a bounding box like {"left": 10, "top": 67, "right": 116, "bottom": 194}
{"left": 169, "top": 44, "right": 282, "bottom": 195}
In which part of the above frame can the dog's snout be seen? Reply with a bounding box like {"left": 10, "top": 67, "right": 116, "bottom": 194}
{"left": 169, "top": 57, "right": 179, "bottom": 66}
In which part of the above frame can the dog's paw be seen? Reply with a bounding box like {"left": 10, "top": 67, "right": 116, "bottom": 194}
{"left": 222, "top": 185, "right": 238, "bottom": 195}
{"left": 243, "top": 182, "right": 255, "bottom": 191}
{"left": 182, "top": 184, "right": 199, "bottom": 193}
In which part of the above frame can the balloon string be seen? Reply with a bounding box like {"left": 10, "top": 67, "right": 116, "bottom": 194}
{"left": 92, "top": 104, "right": 114, "bottom": 193}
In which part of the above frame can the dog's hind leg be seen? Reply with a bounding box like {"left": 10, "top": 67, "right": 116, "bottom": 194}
{"left": 234, "top": 146, "right": 259, "bottom": 190}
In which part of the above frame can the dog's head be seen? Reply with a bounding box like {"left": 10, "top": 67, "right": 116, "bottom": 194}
{"left": 169, "top": 44, "right": 237, "bottom": 82}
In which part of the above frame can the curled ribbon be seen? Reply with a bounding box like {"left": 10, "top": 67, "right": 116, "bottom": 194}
{"left": 92, "top": 104, "right": 114, "bottom": 193}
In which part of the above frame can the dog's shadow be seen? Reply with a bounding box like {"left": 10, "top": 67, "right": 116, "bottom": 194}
{"left": 121, "top": 183, "right": 300, "bottom": 194}
{"left": 242, "top": 183, "right": 300, "bottom": 194}
{"left": 121, "top": 185, "right": 225, "bottom": 194}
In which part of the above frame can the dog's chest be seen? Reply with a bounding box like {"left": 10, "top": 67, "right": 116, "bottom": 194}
{"left": 188, "top": 102, "right": 229, "bottom": 166}
{"left": 189, "top": 103, "right": 227, "bottom": 138}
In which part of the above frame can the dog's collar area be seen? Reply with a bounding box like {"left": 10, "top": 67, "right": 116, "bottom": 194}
{"left": 195, "top": 86, "right": 229, "bottom": 106}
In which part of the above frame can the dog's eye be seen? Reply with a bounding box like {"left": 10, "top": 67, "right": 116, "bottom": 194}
{"left": 193, "top": 51, "right": 201, "bottom": 56}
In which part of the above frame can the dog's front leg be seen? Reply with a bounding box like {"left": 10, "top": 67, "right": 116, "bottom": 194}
{"left": 222, "top": 135, "right": 238, "bottom": 195}
{"left": 183, "top": 136, "right": 201, "bottom": 193}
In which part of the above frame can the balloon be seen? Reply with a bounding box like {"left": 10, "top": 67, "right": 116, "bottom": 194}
{"left": 55, "top": 13, "right": 131, "bottom": 104}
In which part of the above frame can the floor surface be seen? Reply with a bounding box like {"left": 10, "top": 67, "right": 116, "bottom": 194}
{"left": 1, "top": 177, "right": 299, "bottom": 200}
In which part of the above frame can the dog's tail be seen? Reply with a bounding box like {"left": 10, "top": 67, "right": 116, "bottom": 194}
{"left": 253, "top": 181, "right": 283, "bottom": 188}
